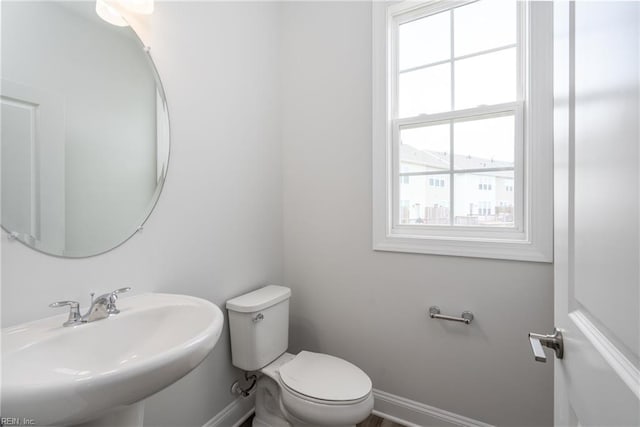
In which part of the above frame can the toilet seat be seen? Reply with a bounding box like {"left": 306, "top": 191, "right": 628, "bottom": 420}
{"left": 279, "top": 351, "right": 372, "bottom": 403}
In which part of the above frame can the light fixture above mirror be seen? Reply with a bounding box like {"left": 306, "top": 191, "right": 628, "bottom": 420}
{"left": 96, "top": 0, "right": 154, "bottom": 27}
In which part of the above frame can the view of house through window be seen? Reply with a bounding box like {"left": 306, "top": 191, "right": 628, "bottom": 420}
{"left": 395, "top": 0, "right": 519, "bottom": 228}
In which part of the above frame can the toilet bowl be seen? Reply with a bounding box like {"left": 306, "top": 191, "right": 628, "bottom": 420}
{"left": 254, "top": 352, "right": 373, "bottom": 426}
{"left": 226, "top": 286, "right": 374, "bottom": 426}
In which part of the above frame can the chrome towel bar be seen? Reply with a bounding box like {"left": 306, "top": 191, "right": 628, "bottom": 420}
{"left": 428, "top": 306, "right": 474, "bottom": 325}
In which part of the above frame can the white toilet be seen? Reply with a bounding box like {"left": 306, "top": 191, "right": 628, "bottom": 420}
{"left": 226, "top": 285, "right": 374, "bottom": 427}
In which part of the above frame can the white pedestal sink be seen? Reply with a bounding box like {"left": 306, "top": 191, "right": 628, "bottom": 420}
{"left": 1, "top": 293, "right": 224, "bottom": 426}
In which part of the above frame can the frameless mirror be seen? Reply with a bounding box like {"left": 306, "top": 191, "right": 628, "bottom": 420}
{"left": 1, "top": 1, "right": 169, "bottom": 257}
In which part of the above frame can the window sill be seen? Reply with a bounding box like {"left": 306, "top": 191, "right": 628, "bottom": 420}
{"left": 373, "top": 233, "right": 552, "bottom": 262}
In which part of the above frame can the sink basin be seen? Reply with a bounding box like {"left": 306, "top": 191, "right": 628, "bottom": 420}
{"left": 1, "top": 293, "right": 224, "bottom": 426}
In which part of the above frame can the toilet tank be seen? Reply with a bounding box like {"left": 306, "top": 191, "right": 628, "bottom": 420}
{"left": 226, "top": 285, "right": 291, "bottom": 371}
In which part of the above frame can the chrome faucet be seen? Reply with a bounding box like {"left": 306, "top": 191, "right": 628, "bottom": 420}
{"left": 49, "top": 287, "right": 131, "bottom": 327}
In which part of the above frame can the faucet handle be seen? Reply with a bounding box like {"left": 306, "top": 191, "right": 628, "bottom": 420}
{"left": 49, "top": 300, "right": 79, "bottom": 308}
{"left": 49, "top": 301, "right": 81, "bottom": 326}
{"left": 109, "top": 286, "right": 131, "bottom": 303}
{"left": 107, "top": 287, "right": 131, "bottom": 314}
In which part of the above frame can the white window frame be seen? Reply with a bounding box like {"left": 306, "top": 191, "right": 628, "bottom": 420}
{"left": 372, "top": 0, "right": 553, "bottom": 262}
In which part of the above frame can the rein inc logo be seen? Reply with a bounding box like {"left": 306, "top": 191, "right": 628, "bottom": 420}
{"left": 0, "top": 418, "right": 35, "bottom": 426}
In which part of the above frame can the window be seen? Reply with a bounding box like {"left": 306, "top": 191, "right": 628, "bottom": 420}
{"left": 372, "top": 0, "right": 553, "bottom": 262}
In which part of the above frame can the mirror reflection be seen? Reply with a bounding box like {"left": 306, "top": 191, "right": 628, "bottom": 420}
{"left": 1, "top": 1, "right": 169, "bottom": 257}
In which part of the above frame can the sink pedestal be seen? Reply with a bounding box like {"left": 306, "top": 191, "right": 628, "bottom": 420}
{"left": 75, "top": 402, "right": 144, "bottom": 427}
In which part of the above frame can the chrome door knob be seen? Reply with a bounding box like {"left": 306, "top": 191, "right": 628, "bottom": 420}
{"left": 528, "top": 327, "right": 564, "bottom": 362}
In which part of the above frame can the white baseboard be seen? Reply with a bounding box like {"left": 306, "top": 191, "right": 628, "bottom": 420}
{"left": 203, "top": 395, "right": 255, "bottom": 427}
{"left": 202, "top": 389, "right": 491, "bottom": 427}
{"left": 372, "top": 389, "right": 494, "bottom": 427}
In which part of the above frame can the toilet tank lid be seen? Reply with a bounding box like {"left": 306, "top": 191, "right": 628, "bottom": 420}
{"left": 226, "top": 285, "right": 291, "bottom": 313}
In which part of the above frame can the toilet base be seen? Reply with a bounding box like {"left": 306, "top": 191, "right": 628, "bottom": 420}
{"left": 252, "top": 376, "right": 356, "bottom": 427}
{"left": 252, "top": 376, "right": 291, "bottom": 427}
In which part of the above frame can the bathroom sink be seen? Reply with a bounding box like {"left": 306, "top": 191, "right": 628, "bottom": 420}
{"left": 1, "top": 293, "right": 224, "bottom": 426}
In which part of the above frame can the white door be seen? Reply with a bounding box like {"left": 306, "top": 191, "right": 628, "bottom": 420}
{"left": 1, "top": 92, "right": 38, "bottom": 242}
{"left": 1, "top": 80, "right": 66, "bottom": 253}
{"left": 550, "top": 1, "right": 640, "bottom": 425}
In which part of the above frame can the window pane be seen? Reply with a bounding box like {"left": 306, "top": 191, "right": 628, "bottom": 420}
{"left": 453, "top": 114, "right": 514, "bottom": 170}
{"left": 454, "top": 47, "right": 516, "bottom": 109}
{"left": 454, "top": 0, "right": 517, "bottom": 57}
{"left": 399, "top": 174, "right": 450, "bottom": 225}
{"left": 400, "top": 123, "right": 450, "bottom": 172}
{"left": 399, "top": 11, "right": 450, "bottom": 71}
{"left": 399, "top": 63, "right": 451, "bottom": 117}
{"left": 453, "top": 170, "right": 514, "bottom": 227}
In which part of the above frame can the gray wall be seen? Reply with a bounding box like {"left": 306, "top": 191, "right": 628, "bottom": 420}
{"left": 1, "top": 2, "right": 282, "bottom": 426}
{"left": 279, "top": 2, "right": 554, "bottom": 426}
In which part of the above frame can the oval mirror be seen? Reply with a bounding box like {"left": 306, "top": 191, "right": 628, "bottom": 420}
{"left": 1, "top": 1, "right": 169, "bottom": 257}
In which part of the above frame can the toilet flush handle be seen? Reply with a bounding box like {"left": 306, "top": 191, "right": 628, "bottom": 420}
{"left": 253, "top": 313, "right": 264, "bottom": 323}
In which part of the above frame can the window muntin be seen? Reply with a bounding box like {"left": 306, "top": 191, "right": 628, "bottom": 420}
{"left": 392, "top": 0, "right": 523, "bottom": 232}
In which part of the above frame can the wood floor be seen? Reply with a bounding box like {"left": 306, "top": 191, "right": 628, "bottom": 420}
{"left": 240, "top": 413, "right": 404, "bottom": 427}
{"left": 357, "top": 414, "right": 405, "bottom": 427}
